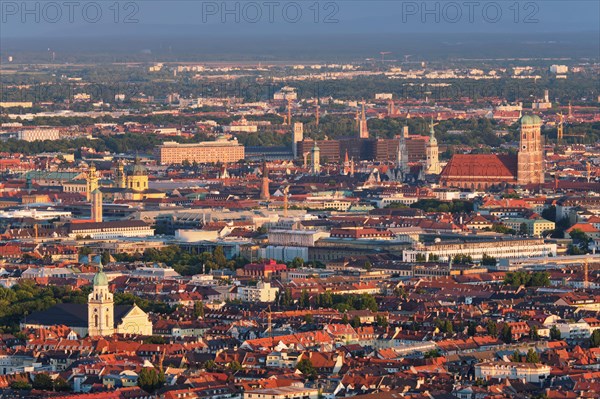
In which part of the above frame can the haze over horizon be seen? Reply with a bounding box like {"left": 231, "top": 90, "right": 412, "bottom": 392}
{"left": 1, "top": 1, "right": 598, "bottom": 62}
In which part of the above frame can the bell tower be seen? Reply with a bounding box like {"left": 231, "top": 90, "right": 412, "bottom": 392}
{"left": 517, "top": 115, "right": 544, "bottom": 185}
{"left": 425, "top": 118, "right": 441, "bottom": 174}
{"left": 86, "top": 163, "right": 99, "bottom": 202}
{"left": 88, "top": 262, "right": 114, "bottom": 337}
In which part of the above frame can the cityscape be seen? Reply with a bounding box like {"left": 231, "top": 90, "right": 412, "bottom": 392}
{"left": 0, "top": 1, "right": 599, "bottom": 398}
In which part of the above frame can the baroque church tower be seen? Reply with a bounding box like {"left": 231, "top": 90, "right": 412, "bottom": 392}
{"left": 88, "top": 263, "right": 114, "bottom": 337}
{"left": 517, "top": 115, "right": 544, "bottom": 185}
{"left": 425, "top": 119, "right": 441, "bottom": 174}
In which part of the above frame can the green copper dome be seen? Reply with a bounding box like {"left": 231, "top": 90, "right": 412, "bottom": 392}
{"left": 131, "top": 156, "right": 147, "bottom": 176}
{"left": 521, "top": 115, "right": 541, "bottom": 126}
{"left": 93, "top": 262, "right": 108, "bottom": 286}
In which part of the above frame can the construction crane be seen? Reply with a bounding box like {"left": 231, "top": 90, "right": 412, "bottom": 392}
{"left": 557, "top": 112, "right": 564, "bottom": 143}
{"left": 584, "top": 259, "right": 589, "bottom": 290}
{"left": 315, "top": 105, "right": 320, "bottom": 127}
{"left": 380, "top": 51, "right": 391, "bottom": 63}
{"left": 557, "top": 112, "right": 585, "bottom": 143}
{"left": 289, "top": 98, "right": 293, "bottom": 121}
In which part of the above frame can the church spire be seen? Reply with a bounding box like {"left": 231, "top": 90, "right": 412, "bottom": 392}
{"left": 359, "top": 100, "right": 369, "bottom": 139}
{"left": 425, "top": 118, "right": 441, "bottom": 174}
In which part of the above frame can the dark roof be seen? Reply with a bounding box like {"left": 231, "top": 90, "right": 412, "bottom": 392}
{"left": 25, "top": 303, "right": 134, "bottom": 328}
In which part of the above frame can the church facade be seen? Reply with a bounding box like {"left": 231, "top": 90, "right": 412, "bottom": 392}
{"left": 22, "top": 265, "right": 153, "bottom": 337}
{"left": 440, "top": 115, "right": 544, "bottom": 190}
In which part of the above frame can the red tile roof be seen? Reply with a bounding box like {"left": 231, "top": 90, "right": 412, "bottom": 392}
{"left": 441, "top": 154, "right": 518, "bottom": 180}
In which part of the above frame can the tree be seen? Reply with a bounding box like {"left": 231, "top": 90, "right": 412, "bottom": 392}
{"left": 526, "top": 348, "right": 540, "bottom": 363}
{"left": 375, "top": 315, "right": 389, "bottom": 328}
{"left": 481, "top": 253, "right": 497, "bottom": 266}
{"left": 32, "top": 373, "right": 53, "bottom": 390}
{"left": 363, "top": 261, "right": 372, "bottom": 272}
{"left": 138, "top": 367, "right": 165, "bottom": 393}
{"left": 288, "top": 257, "right": 304, "bottom": 269}
{"left": 510, "top": 350, "right": 521, "bottom": 362}
{"left": 53, "top": 377, "right": 71, "bottom": 392}
{"left": 101, "top": 251, "right": 111, "bottom": 265}
{"left": 529, "top": 325, "right": 539, "bottom": 340}
{"left": 467, "top": 322, "right": 477, "bottom": 337}
{"left": 519, "top": 223, "right": 528, "bottom": 235}
{"left": 228, "top": 361, "right": 242, "bottom": 372}
{"left": 350, "top": 315, "right": 361, "bottom": 328}
{"left": 550, "top": 325, "right": 561, "bottom": 340}
{"left": 213, "top": 246, "right": 227, "bottom": 268}
{"left": 203, "top": 360, "right": 218, "bottom": 371}
{"left": 501, "top": 324, "right": 513, "bottom": 344}
{"left": 453, "top": 254, "right": 473, "bottom": 264}
{"left": 424, "top": 349, "right": 441, "bottom": 358}
{"left": 78, "top": 246, "right": 92, "bottom": 256}
{"left": 193, "top": 301, "right": 204, "bottom": 319}
{"left": 10, "top": 380, "right": 32, "bottom": 390}
{"left": 341, "top": 314, "right": 349, "bottom": 324}
{"left": 486, "top": 320, "right": 498, "bottom": 336}
{"left": 299, "top": 290, "right": 310, "bottom": 309}
{"left": 296, "top": 358, "right": 317, "bottom": 379}
{"left": 590, "top": 329, "right": 600, "bottom": 348}
{"left": 304, "top": 314, "right": 314, "bottom": 324}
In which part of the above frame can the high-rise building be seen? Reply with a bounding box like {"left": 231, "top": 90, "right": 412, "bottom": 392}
{"left": 292, "top": 122, "right": 304, "bottom": 158}
{"left": 425, "top": 119, "right": 441, "bottom": 174}
{"left": 397, "top": 130, "right": 409, "bottom": 177}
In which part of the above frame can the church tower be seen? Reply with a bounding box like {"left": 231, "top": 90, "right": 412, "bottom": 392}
{"left": 311, "top": 142, "right": 321, "bottom": 174}
{"left": 260, "top": 160, "right": 270, "bottom": 200}
{"left": 91, "top": 188, "right": 103, "bottom": 223}
{"left": 86, "top": 163, "right": 99, "bottom": 202}
{"left": 342, "top": 150, "right": 350, "bottom": 175}
{"left": 517, "top": 115, "right": 544, "bottom": 185}
{"left": 114, "top": 161, "right": 126, "bottom": 188}
{"left": 425, "top": 119, "right": 441, "bottom": 174}
{"left": 127, "top": 156, "right": 149, "bottom": 192}
{"left": 88, "top": 262, "right": 114, "bottom": 337}
{"left": 359, "top": 101, "right": 369, "bottom": 139}
{"left": 396, "top": 130, "right": 410, "bottom": 180}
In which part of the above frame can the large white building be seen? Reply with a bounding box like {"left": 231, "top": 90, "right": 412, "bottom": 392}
{"left": 474, "top": 362, "right": 551, "bottom": 384}
{"left": 67, "top": 221, "right": 154, "bottom": 239}
{"left": 268, "top": 229, "right": 329, "bottom": 247}
{"left": 244, "top": 386, "right": 318, "bottom": 399}
{"left": 237, "top": 281, "right": 279, "bottom": 303}
{"left": 402, "top": 238, "right": 557, "bottom": 262}
{"left": 17, "top": 128, "right": 60, "bottom": 142}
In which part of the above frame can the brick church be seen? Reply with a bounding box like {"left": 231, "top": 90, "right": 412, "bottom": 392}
{"left": 440, "top": 115, "right": 544, "bottom": 190}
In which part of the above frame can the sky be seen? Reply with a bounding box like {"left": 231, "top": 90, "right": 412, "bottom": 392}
{"left": 2, "top": 0, "right": 599, "bottom": 37}
{"left": 1, "top": 1, "right": 598, "bottom": 61}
